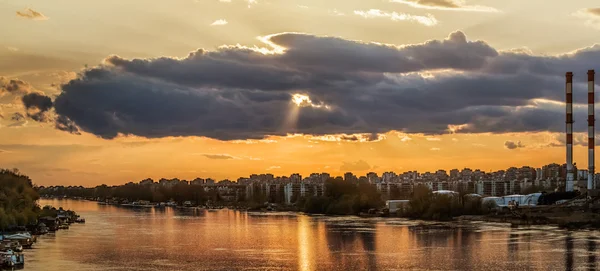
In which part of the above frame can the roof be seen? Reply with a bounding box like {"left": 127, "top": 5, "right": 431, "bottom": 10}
{"left": 386, "top": 200, "right": 410, "bottom": 203}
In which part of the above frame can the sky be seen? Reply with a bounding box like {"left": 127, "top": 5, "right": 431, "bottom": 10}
{"left": 3, "top": 0, "right": 600, "bottom": 186}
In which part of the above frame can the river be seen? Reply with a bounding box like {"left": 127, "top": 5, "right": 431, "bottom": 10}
{"left": 21, "top": 199, "right": 599, "bottom": 270}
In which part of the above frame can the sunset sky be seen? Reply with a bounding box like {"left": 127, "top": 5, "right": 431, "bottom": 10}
{"left": 3, "top": 0, "right": 600, "bottom": 186}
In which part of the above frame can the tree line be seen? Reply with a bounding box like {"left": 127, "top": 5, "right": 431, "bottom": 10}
{"left": 0, "top": 169, "right": 40, "bottom": 229}
{"left": 38, "top": 182, "right": 218, "bottom": 205}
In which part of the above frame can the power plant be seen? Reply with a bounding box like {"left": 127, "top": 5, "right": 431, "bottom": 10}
{"left": 566, "top": 70, "right": 596, "bottom": 192}
{"left": 566, "top": 72, "right": 574, "bottom": 192}
{"left": 589, "top": 70, "right": 595, "bottom": 191}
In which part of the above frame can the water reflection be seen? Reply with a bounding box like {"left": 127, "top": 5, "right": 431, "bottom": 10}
{"left": 588, "top": 236, "right": 597, "bottom": 271}
{"left": 24, "top": 199, "right": 600, "bottom": 271}
{"left": 566, "top": 233, "right": 574, "bottom": 271}
{"left": 298, "top": 215, "right": 312, "bottom": 271}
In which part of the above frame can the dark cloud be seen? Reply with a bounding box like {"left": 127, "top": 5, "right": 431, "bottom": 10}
{"left": 16, "top": 8, "right": 47, "bottom": 20}
{"left": 340, "top": 160, "right": 372, "bottom": 171}
{"left": 337, "top": 133, "right": 381, "bottom": 142}
{"left": 104, "top": 31, "right": 497, "bottom": 88}
{"left": 340, "top": 135, "right": 361, "bottom": 141}
{"left": 202, "top": 154, "right": 238, "bottom": 160}
{"left": 504, "top": 140, "right": 524, "bottom": 150}
{"left": 48, "top": 31, "right": 600, "bottom": 140}
{"left": 22, "top": 93, "right": 53, "bottom": 121}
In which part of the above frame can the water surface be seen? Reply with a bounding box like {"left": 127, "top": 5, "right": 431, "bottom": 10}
{"left": 24, "top": 199, "right": 600, "bottom": 270}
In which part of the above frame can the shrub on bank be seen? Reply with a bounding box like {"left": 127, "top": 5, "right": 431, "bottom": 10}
{"left": 300, "top": 178, "right": 384, "bottom": 215}
{"left": 405, "top": 186, "right": 489, "bottom": 220}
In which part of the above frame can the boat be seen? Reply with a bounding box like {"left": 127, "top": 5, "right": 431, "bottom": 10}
{"left": 58, "top": 224, "right": 69, "bottom": 230}
{"left": 1, "top": 241, "right": 22, "bottom": 252}
{"left": 37, "top": 223, "right": 49, "bottom": 235}
{"left": 4, "top": 233, "right": 35, "bottom": 248}
{"left": 0, "top": 249, "right": 24, "bottom": 267}
{"left": 122, "top": 201, "right": 155, "bottom": 208}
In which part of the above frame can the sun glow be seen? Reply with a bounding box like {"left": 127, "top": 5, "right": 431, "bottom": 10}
{"left": 291, "top": 94, "right": 331, "bottom": 110}
{"left": 292, "top": 94, "right": 312, "bottom": 107}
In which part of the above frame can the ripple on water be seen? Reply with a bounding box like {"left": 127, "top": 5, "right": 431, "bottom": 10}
{"left": 28, "top": 199, "right": 600, "bottom": 271}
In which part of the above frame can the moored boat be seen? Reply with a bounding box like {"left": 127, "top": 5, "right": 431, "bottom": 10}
{"left": 3, "top": 233, "right": 35, "bottom": 249}
{"left": 0, "top": 249, "right": 24, "bottom": 268}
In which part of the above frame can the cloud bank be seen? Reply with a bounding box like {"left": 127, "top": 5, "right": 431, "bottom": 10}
{"left": 29, "top": 30, "right": 600, "bottom": 141}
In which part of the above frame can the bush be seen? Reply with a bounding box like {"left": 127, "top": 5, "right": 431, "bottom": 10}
{"left": 301, "top": 178, "right": 384, "bottom": 215}
{"left": 406, "top": 186, "right": 486, "bottom": 220}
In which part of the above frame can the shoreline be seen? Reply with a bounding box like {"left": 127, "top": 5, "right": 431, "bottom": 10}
{"left": 45, "top": 197, "right": 600, "bottom": 230}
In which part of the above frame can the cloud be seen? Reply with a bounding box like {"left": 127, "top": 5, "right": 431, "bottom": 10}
{"left": 0, "top": 77, "right": 33, "bottom": 95}
{"left": 340, "top": 160, "right": 372, "bottom": 171}
{"left": 309, "top": 133, "right": 385, "bottom": 142}
{"left": 201, "top": 153, "right": 239, "bottom": 159}
{"left": 430, "top": 147, "right": 441, "bottom": 151}
{"left": 55, "top": 115, "right": 81, "bottom": 135}
{"left": 586, "top": 8, "right": 600, "bottom": 16}
{"left": 22, "top": 93, "right": 53, "bottom": 121}
{"left": 211, "top": 19, "right": 228, "bottom": 26}
{"left": 426, "top": 137, "right": 441, "bottom": 141}
{"left": 16, "top": 8, "right": 48, "bottom": 20}
{"left": 45, "top": 30, "right": 600, "bottom": 141}
{"left": 504, "top": 140, "right": 524, "bottom": 150}
{"left": 329, "top": 9, "right": 345, "bottom": 16}
{"left": 390, "top": 0, "right": 498, "bottom": 12}
{"left": 266, "top": 166, "right": 281, "bottom": 171}
{"left": 11, "top": 112, "right": 25, "bottom": 121}
{"left": 354, "top": 9, "right": 437, "bottom": 26}
{"left": 554, "top": 133, "right": 600, "bottom": 147}
{"left": 574, "top": 8, "right": 600, "bottom": 29}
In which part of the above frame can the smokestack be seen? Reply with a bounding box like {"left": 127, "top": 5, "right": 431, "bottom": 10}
{"left": 566, "top": 72, "right": 574, "bottom": 192}
{"left": 589, "top": 70, "right": 595, "bottom": 190}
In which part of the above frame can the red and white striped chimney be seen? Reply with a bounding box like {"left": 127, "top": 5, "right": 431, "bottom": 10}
{"left": 566, "top": 72, "right": 574, "bottom": 192}
{"left": 588, "top": 70, "right": 595, "bottom": 190}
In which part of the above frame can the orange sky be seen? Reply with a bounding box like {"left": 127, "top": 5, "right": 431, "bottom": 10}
{"left": 2, "top": 0, "right": 600, "bottom": 186}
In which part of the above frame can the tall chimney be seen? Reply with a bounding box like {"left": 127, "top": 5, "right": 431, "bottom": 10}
{"left": 566, "top": 72, "right": 574, "bottom": 192}
{"left": 589, "top": 70, "right": 595, "bottom": 190}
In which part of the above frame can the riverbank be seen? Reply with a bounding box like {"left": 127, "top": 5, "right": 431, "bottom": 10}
{"left": 52, "top": 196, "right": 600, "bottom": 230}
{"left": 458, "top": 205, "right": 600, "bottom": 230}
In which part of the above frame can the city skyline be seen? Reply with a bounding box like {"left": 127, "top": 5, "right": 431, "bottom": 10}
{"left": 37, "top": 161, "right": 583, "bottom": 188}
{"left": 5, "top": 0, "right": 600, "bottom": 186}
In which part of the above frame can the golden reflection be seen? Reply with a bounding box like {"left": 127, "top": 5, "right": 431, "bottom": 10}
{"left": 297, "top": 215, "right": 313, "bottom": 271}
